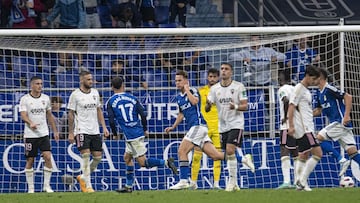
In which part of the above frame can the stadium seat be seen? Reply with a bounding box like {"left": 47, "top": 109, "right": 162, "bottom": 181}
{"left": 145, "top": 68, "right": 171, "bottom": 87}
{"left": 56, "top": 71, "right": 80, "bottom": 88}
{"left": 0, "top": 71, "right": 21, "bottom": 88}
{"left": 155, "top": 6, "right": 170, "bottom": 25}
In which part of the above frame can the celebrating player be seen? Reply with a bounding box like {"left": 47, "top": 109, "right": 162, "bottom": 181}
{"left": 106, "top": 77, "right": 178, "bottom": 193}
{"left": 165, "top": 70, "right": 226, "bottom": 190}
{"left": 19, "top": 76, "right": 59, "bottom": 193}
{"left": 68, "top": 71, "right": 110, "bottom": 193}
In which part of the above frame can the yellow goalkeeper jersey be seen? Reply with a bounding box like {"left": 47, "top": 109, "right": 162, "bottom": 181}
{"left": 199, "top": 85, "right": 218, "bottom": 131}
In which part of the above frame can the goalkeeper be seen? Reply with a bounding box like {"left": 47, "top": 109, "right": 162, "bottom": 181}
{"left": 190, "top": 68, "right": 222, "bottom": 190}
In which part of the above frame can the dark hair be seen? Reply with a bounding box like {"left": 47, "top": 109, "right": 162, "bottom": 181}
{"left": 30, "top": 76, "right": 42, "bottom": 83}
{"left": 111, "top": 59, "right": 124, "bottom": 67}
{"left": 111, "top": 77, "right": 124, "bottom": 89}
{"left": 318, "top": 68, "right": 329, "bottom": 80}
{"left": 278, "top": 69, "right": 291, "bottom": 82}
{"left": 51, "top": 96, "right": 63, "bottom": 104}
{"left": 208, "top": 68, "right": 219, "bottom": 76}
{"left": 305, "top": 65, "right": 320, "bottom": 78}
{"left": 176, "top": 70, "right": 188, "bottom": 79}
{"left": 79, "top": 70, "right": 91, "bottom": 77}
{"left": 221, "top": 62, "right": 233, "bottom": 70}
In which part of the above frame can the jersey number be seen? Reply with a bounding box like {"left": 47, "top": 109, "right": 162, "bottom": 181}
{"left": 118, "top": 103, "right": 134, "bottom": 122}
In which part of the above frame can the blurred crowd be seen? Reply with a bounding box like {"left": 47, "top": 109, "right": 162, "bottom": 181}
{"left": 0, "top": 0, "right": 197, "bottom": 29}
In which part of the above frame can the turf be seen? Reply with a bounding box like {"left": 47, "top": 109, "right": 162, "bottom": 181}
{"left": 1, "top": 188, "right": 359, "bottom": 203}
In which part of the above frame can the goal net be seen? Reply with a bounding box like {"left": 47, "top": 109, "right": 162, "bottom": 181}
{"left": 0, "top": 27, "right": 359, "bottom": 192}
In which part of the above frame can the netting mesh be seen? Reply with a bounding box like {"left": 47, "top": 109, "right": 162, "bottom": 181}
{"left": 0, "top": 29, "right": 359, "bottom": 192}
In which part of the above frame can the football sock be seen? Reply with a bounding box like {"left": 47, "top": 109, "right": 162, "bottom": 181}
{"left": 227, "top": 154, "right": 237, "bottom": 185}
{"left": 295, "top": 159, "right": 305, "bottom": 181}
{"left": 82, "top": 153, "right": 91, "bottom": 188}
{"left": 293, "top": 157, "right": 299, "bottom": 183}
{"left": 145, "top": 158, "right": 165, "bottom": 168}
{"left": 43, "top": 166, "right": 52, "bottom": 187}
{"left": 350, "top": 152, "right": 360, "bottom": 164}
{"left": 179, "top": 160, "right": 189, "bottom": 181}
{"left": 90, "top": 156, "right": 102, "bottom": 173}
{"left": 126, "top": 166, "right": 134, "bottom": 187}
{"left": 235, "top": 151, "right": 242, "bottom": 163}
{"left": 213, "top": 158, "right": 221, "bottom": 182}
{"left": 25, "top": 168, "right": 34, "bottom": 191}
{"left": 191, "top": 150, "right": 202, "bottom": 181}
{"left": 320, "top": 141, "right": 342, "bottom": 162}
{"left": 281, "top": 156, "right": 291, "bottom": 184}
{"left": 301, "top": 156, "right": 321, "bottom": 184}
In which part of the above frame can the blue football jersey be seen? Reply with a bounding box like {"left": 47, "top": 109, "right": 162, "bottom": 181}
{"left": 316, "top": 83, "right": 352, "bottom": 128}
{"left": 176, "top": 88, "right": 207, "bottom": 130}
{"left": 106, "top": 92, "right": 147, "bottom": 141}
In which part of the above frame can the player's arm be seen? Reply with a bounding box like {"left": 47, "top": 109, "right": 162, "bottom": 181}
{"left": 136, "top": 101, "right": 148, "bottom": 132}
{"left": 20, "top": 111, "right": 38, "bottom": 130}
{"left": 68, "top": 109, "right": 75, "bottom": 143}
{"left": 97, "top": 107, "right": 109, "bottom": 137}
{"left": 165, "top": 112, "right": 184, "bottom": 134}
{"left": 184, "top": 85, "right": 199, "bottom": 105}
{"left": 287, "top": 103, "right": 296, "bottom": 136}
{"left": 106, "top": 102, "right": 118, "bottom": 138}
{"left": 205, "top": 87, "right": 214, "bottom": 112}
{"left": 281, "top": 96, "right": 290, "bottom": 124}
{"left": 230, "top": 98, "right": 248, "bottom": 111}
{"left": 46, "top": 110, "right": 59, "bottom": 141}
{"left": 343, "top": 92, "right": 352, "bottom": 125}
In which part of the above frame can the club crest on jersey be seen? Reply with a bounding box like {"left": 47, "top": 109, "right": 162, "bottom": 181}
{"left": 42, "top": 100, "right": 45, "bottom": 105}
{"left": 324, "top": 95, "right": 327, "bottom": 101}
{"left": 231, "top": 89, "right": 234, "bottom": 94}
{"left": 93, "top": 95, "right": 96, "bottom": 101}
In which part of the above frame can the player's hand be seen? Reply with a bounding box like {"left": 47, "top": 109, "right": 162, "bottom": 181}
{"left": 68, "top": 133, "right": 75, "bottom": 144}
{"left": 164, "top": 127, "right": 174, "bottom": 134}
{"left": 103, "top": 128, "right": 110, "bottom": 137}
{"left": 281, "top": 118, "right": 288, "bottom": 125}
{"left": 287, "top": 126, "right": 295, "bottom": 137}
{"left": 184, "top": 82, "right": 190, "bottom": 93}
{"left": 144, "top": 130, "right": 149, "bottom": 137}
{"left": 53, "top": 132, "right": 60, "bottom": 142}
{"left": 229, "top": 102, "right": 236, "bottom": 110}
{"left": 29, "top": 122, "right": 38, "bottom": 130}
{"left": 205, "top": 99, "right": 212, "bottom": 112}
{"left": 342, "top": 115, "right": 351, "bottom": 126}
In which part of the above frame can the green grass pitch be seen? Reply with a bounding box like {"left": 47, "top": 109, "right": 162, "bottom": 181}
{"left": 1, "top": 188, "right": 359, "bottom": 203}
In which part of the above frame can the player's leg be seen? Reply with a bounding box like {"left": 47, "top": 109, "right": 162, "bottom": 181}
{"left": 40, "top": 136, "right": 54, "bottom": 193}
{"left": 296, "top": 133, "right": 322, "bottom": 191}
{"left": 190, "top": 146, "right": 202, "bottom": 189}
{"left": 89, "top": 135, "right": 103, "bottom": 174}
{"left": 76, "top": 134, "right": 92, "bottom": 192}
{"left": 210, "top": 129, "right": 222, "bottom": 189}
{"left": 116, "top": 152, "right": 134, "bottom": 193}
{"left": 339, "top": 131, "right": 360, "bottom": 173}
{"left": 318, "top": 125, "right": 350, "bottom": 176}
{"left": 278, "top": 130, "right": 297, "bottom": 189}
{"left": 24, "top": 138, "right": 37, "bottom": 193}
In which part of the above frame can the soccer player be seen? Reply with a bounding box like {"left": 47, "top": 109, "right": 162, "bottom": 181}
{"left": 190, "top": 68, "right": 222, "bottom": 190}
{"left": 164, "top": 70, "right": 227, "bottom": 190}
{"left": 68, "top": 71, "right": 110, "bottom": 193}
{"left": 313, "top": 68, "right": 360, "bottom": 176}
{"left": 205, "top": 63, "right": 255, "bottom": 192}
{"left": 106, "top": 77, "right": 178, "bottom": 193}
{"left": 287, "top": 65, "right": 322, "bottom": 191}
{"left": 276, "top": 70, "right": 299, "bottom": 189}
{"left": 19, "top": 76, "right": 59, "bottom": 193}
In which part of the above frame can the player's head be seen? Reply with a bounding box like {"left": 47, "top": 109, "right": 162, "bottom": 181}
{"left": 220, "top": 63, "right": 233, "bottom": 81}
{"left": 303, "top": 65, "right": 320, "bottom": 86}
{"left": 175, "top": 70, "right": 188, "bottom": 90}
{"left": 295, "top": 37, "right": 308, "bottom": 49}
{"left": 278, "top": 69, "right": 291, "bottom": 86}
{"left": 79, "top": 70, "right": 93, "bottom": 89}
{"left": 30, "top": 76, "right": 43, "bottom": 94}
{"left": 111, "top": 59, "right": 124, "bottom": 73}
{"left": 111, "top": 77, "right": 124, "bottom": 92}
{"left": 318, "top": 67, "right": 329, "bottom": 88}
{"left": 207, "top": 68, "right": 219, "bottom": 86}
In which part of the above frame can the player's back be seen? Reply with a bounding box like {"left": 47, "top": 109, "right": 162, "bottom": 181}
{"left": 107, "top": 92, "right": 145, "bottom": 140}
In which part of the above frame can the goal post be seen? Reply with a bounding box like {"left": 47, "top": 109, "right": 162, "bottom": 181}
{"left": 0, "top": 26, "right": 360, "bottom": 192}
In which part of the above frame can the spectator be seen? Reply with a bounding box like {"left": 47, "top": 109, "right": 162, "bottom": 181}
{"left": 285, "top": 37, "right": 320, "bottom": 82}
{"left": 229, "top": 35, "right": 285, "bottom": 86}
{"left": 4, "top": 0, "right": 46, "bottom": 28}
{"left": 38, "top": 0, "right": 56, "bottom": 28}
{"left": 42, "top": 0, "right": 86, "bottom": 28}
{"left": 84, "top": 0, "right": 101, "bottom": 28}
{"left": 188, "top": 0, "right": 195, "bottom": 15}
{"left": 110, "top": 1, "right": 141, "bottom": 28}
{"left": 50, "top": 96, "right": 68, "bottom": 139}
{"left": 135, "top": 0, "right": 155, "bottom": 27}
{"left": 169, "top": 0, "right": 187, "bottom": 27}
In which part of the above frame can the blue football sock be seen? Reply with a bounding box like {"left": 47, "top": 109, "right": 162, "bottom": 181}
{"left": 145, "top": 158, "right": 165, "bottom": 168}
{"left": 320, "top": 141, "right": 342, "bottom": 162}
{"left": 126, "top": 165, "right": 134, "bottom": 187}
{"left": 235, "top": 151, "right": 242, "bottom": 163}
{"left": 350, "top": 153, "right": 360, "bottom": 164}
{"left": 179, "top": 160, "right": 189, "bottom": 180}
